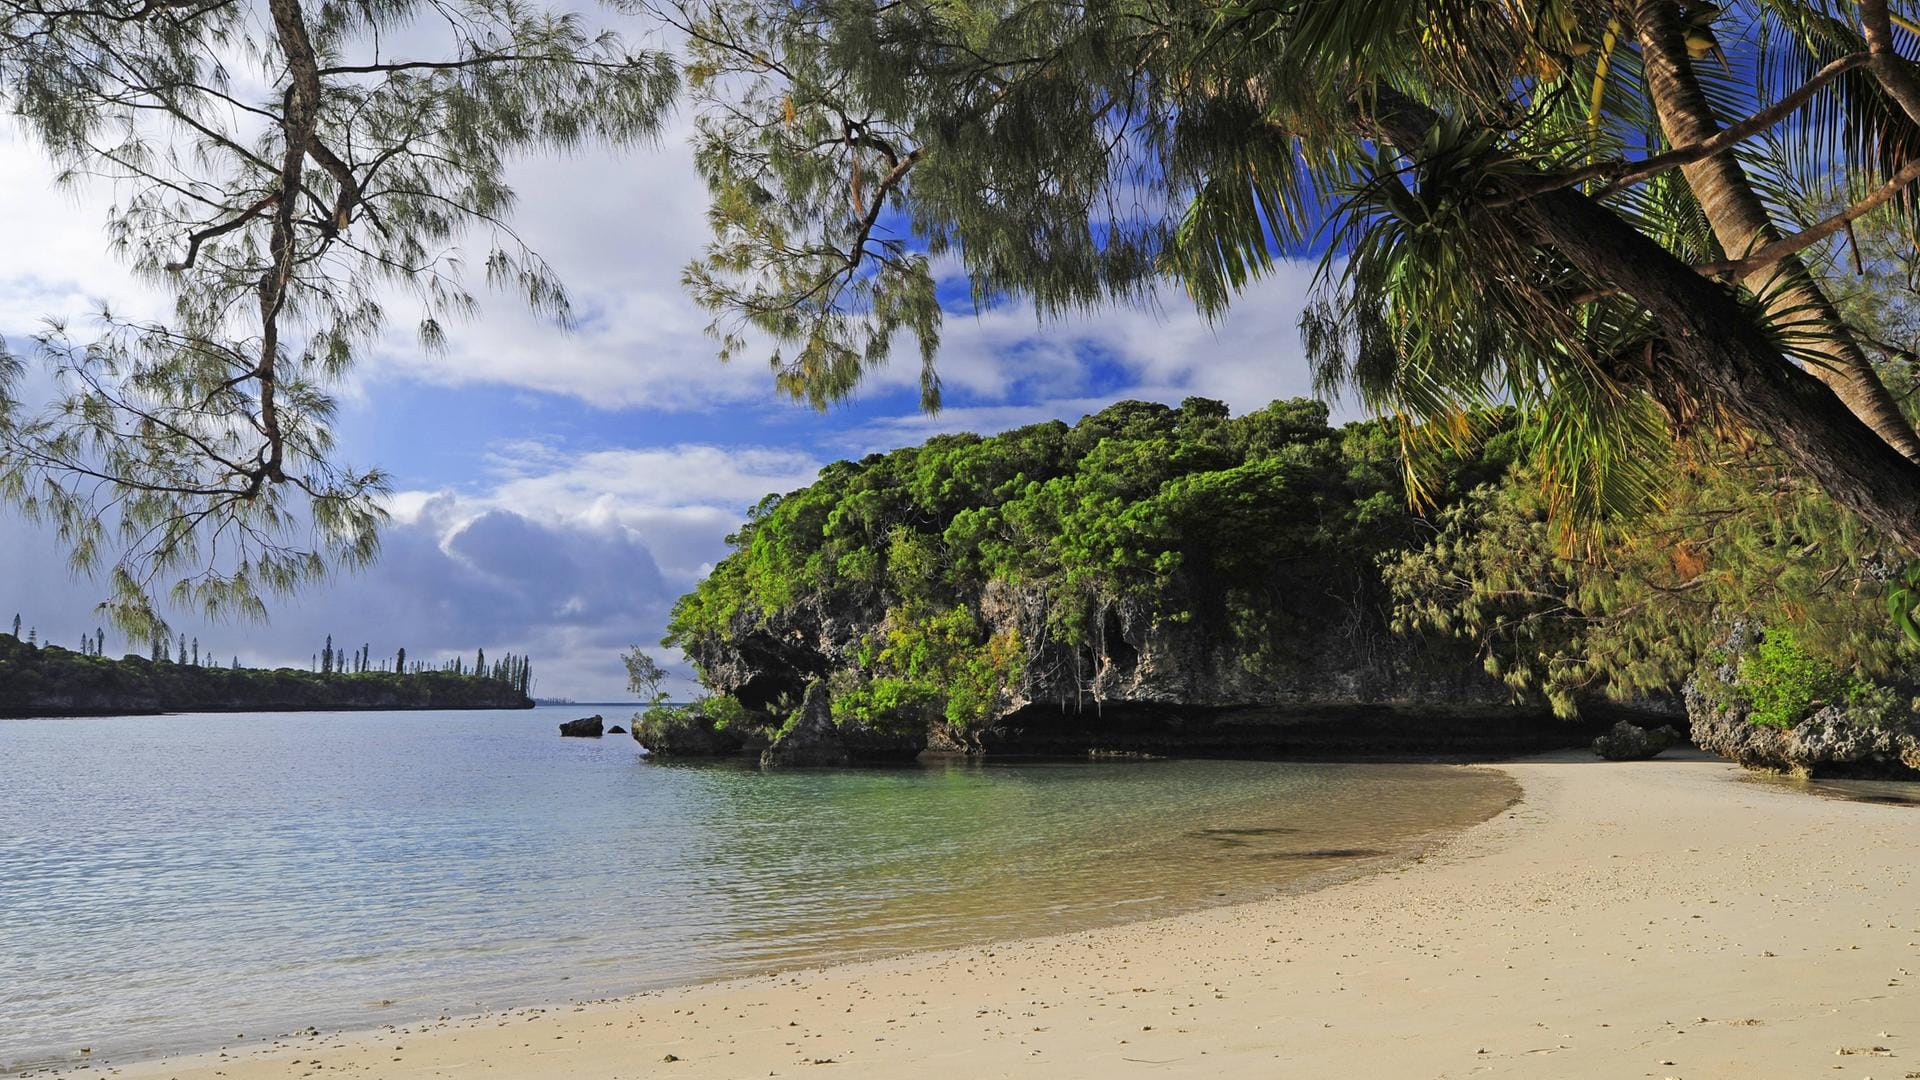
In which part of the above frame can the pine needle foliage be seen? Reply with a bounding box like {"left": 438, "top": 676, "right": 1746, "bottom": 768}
{"left": 677, "top": 0, "right": 1920, "bottom": 539}
{"left": 1386, "top": 437, "right": 1911, "bottom": 717}
{"left": 0, "top": 0, "right": 676, "bottom": 638}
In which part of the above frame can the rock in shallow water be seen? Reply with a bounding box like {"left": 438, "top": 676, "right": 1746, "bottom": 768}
{"left": 1591, "top": 721, "right": 1681, "bottom": 760}
{"left": 606, "top": 724, "right": 626, "bottom": 734}
{"left": 559, "top": 714, "right": 604, "bottom": 737}
{"left": 760, "top": 681, "right": 849, "bottom": 767}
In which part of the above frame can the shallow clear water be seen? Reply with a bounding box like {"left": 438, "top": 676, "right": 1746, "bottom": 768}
{"left": 1737, "top": 771, "right": 1920, "bottom": 806}
{"left": 0, "top": 707, "right": 1517, "bottom": 1069}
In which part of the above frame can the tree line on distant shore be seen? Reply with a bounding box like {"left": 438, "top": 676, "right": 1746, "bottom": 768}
{"left": 5, "top": 615, "right": 533, "bottom": 694}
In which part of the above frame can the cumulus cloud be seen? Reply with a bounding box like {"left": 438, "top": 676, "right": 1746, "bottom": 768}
{"left": 353, "top": 125, "right": 786, "bottom": 412}
{"left": 0, "top": 125, "right": 165, "bottom": 334}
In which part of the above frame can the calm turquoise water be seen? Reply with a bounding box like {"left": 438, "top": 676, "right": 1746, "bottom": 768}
{"left": 0, "top": 707, "right": 1516, "bottom": 1069}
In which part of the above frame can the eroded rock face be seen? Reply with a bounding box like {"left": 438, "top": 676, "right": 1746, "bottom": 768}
{"left": 1685, "top": 631, "right": 1920, "bottom": 778}
{"left": 696, "top": 593, "right": 884, "bottom": 713}
{"left": 1591, "top": 721, "right": 1681, "bottom": 761}
{"left": 686, "top": 575, "right": 1552, "bottom": 752}
{"left": 1688, "top": 699, "right": 1920, "bottom": 778}
{"left": 760, "top": 682, "right": 849, "bottom": 767}
{"left": 559, "top": 714, "right": 604, "bottom": 737}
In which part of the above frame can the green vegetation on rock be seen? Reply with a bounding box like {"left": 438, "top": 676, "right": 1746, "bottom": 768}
{"left": 663, "top": 397, "right": 1518, "bottom": 748}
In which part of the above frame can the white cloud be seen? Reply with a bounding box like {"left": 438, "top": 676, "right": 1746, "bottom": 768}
{"left": 0, "top": 125, "right": 167, "bottom": 335}
{"left": 354, "top": 125, "right": 784, "bottom": 411}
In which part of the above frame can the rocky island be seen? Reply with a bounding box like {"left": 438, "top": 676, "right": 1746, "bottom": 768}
{"left": 640, "top": 399, "right": 1608, "bottom": 763}
{"left": 637, "top": 398, "right": 1920, "bottom": 779}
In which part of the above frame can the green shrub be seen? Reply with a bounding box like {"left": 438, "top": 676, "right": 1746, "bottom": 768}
{"left": 1737, "top": 630, "right": 1855, "bottom": 729}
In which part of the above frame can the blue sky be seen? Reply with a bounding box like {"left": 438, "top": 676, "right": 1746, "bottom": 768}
{"left": 0, "top": 116, "right": 1336, "bottom": 700}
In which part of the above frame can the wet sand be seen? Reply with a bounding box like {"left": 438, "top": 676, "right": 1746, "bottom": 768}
{"left": 94, "top": 750, "right": 1920, "bottom": 1079}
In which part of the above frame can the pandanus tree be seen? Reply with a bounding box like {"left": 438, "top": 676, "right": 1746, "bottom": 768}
{"left": 0, "top": 0, "right": 675, "bottom": 635}
{"left": 675, "top": 0, "right": 1920, "bottom": 546}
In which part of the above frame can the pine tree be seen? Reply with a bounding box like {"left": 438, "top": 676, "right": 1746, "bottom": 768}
{"left": 396, "top": 646, "right": 407, "bottom": 674}
{"left": 0, "top": 3, "right": 676, "bottom": 637}
{"left": 323, "top": 635, "right": 334, "bottom": 675}
{"left": 10, "top": 614, "right": 18, "bottom": 638}
{"left": 475, "top": 648, "right": 485, "bottom": 679}
{"left": 191, "top": 638, "right": 199, "bottom": 666}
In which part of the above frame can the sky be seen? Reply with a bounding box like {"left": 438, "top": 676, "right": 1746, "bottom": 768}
{"left": 0, "top": 105, "right": 1339, "bottom": 700}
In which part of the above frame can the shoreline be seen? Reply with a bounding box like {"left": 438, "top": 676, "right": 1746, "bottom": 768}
{"left": 10, "top": 758, "right": 1512, "bottom": 1074}
{"left": 62, "top": 750, "right": 1920, "bottom": 1078}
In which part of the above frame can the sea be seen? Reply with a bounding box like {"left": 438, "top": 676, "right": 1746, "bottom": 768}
{"left": 0, "top": 706, "right": 1519, "bottom": 1069}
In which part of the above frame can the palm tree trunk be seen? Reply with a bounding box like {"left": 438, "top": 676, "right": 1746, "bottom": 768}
{"left": 1369, "top": 89, "right": 1920, "bottom": 551}
{"left": 1634, "top": 0, "right": 1920, "bottom": 462}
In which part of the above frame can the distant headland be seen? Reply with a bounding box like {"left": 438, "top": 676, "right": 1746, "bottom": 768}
{"left": 0, "top": 629, "right": 534, "bottom": 717}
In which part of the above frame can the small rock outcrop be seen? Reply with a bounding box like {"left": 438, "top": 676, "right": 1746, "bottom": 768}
{"left": 759, "top": 682, "right": 849, "bottom": 767}
{"left": 632, "top": 706, "right": 749, "bottom": 756}
{"left": 1689, "top": 702, "right": 1920, "bottom": 778}
{"left": 1591, "top": 721, "right": 1681, "bottom": 760}
{"left": 606, "top": 725, "right": 627, "bottom": 734}
{"left": 1685, "top": 627, "right": 1920, "bottom": 778}
{"left": 559, "top": 714, "right": 604, "bottom": 738}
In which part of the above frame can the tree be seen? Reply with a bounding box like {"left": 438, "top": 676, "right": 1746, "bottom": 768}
{"left": 0, "top": 0, "right": 677, "bottom": 636}
{"left": 322, "top": 634, "right": 334, "bottom": 676}
{"left": 623, "top": 647, "right": 670, "bottom": 705}
{"left": 190, "top": 637, "right": 198, "bottom": 666}
{"left": 9, "top": 614, "right": 17, "bottom": 638}
{"left": 675, "top": 0, "right": 1920, "bottom": 549}
{"left": 396, "top": 646, "right": 406, "bottom": 674}
{"left": 475, "top": 648, "right": 485, "bottom": 680}
{"left": 176, "top": 633, "right": 186, "bottom": 665}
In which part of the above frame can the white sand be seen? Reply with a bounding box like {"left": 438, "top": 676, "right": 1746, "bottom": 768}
{"left": 100, "top": 750, "right": 1920, "bottom": 1079}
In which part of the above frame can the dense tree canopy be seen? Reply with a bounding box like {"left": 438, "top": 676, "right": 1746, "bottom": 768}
{"left": 667, "top": 396, "right": 1910, "bottom": 739}
{"left": 1386, "top": 441, "right": 1909, "bottom": 715}
{"left": 18, "top": 0, "right": 1920, "bottom": 640}
{"left": 675, "top": 0, "right": 1920, "bottom": 549}
{"left": 666, "top": 397, "right": 1512, "bottom": 737}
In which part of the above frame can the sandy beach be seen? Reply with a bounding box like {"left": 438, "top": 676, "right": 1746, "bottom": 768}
{"left": 95, "top": 750, "right": 1919, "bottom": 1080}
